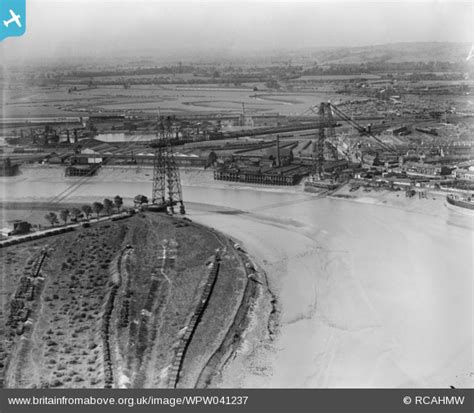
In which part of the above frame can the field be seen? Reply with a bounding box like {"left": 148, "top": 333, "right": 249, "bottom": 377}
{"left": 1, "top": 82, "right": 358, "bottom": 119}
{"left": 0, "top": 213, "right": 261, "bottom": 388}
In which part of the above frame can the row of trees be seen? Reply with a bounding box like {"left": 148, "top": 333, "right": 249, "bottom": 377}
{"left": 43, "top": 194, "right": 153, "bottom": 227}
{"left": 44, "top": 196, "right": 123, "bottom": 227}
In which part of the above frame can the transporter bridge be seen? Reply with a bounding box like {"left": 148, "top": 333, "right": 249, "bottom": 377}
{"left": 310, "top": 102, "right": 398, "bottom": 178}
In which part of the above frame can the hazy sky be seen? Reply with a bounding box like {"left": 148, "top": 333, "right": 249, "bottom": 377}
{"left": 1, "top": 0, "right": 472, "bottom": 62}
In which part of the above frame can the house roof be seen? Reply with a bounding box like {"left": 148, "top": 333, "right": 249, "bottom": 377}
{"left": 81, "top": 148, "right": 102, "bottom": 155}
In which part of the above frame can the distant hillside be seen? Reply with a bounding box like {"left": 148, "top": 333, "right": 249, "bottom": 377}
{"left": 306, "top": 42, "right": 472, "bottom": 64}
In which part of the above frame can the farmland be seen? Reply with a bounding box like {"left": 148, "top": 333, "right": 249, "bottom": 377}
{"left": 1, "top": 82, "right": 351, "bottom": 119}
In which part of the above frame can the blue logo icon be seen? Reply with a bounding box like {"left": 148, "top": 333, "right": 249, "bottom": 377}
{"left": 0, "top": 0, "right": 26, "bottom": 41}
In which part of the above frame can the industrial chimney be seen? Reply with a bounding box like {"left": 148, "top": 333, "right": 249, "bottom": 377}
{"left": 276, "top": 135, "right": 281, "bottom": 167}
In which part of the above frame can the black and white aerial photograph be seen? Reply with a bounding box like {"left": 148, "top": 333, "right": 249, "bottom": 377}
{"left": 0, "top": 0, "right": 472, "bottom": 397}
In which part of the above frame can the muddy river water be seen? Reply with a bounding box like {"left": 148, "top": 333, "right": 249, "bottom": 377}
{"left": 2, "top": 166, "right": 473, "bottom": 388}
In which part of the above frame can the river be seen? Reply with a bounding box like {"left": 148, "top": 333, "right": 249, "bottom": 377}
{"left": 1, "top": 166, "right": 473, "bottom": 388}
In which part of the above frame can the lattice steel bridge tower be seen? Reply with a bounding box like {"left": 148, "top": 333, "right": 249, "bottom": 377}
{"left": 313, "top": 102, "right": 338, "bottom": 177}
{"left": 151, "top": 117, "right": 185, "bottom": 214}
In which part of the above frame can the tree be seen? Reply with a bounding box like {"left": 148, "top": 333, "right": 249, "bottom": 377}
{"left": 265, "top": 78, "right": 280, "bottom": 90}
{"left": 207, "top": 151, "right": 218, "bottom": 168}
{"left": 59, "top": 209, "right": 69, "bottom": 226}
{"left": 70, "top": 207, "right": 82, "bottom": 222}
{"left": 81, "top": 204, "right": 92, "bottom": 220}
{"left": 134, "top": 194, "right": 149, "bottom": 207}
{"left": 440, "top": 166, "right": 454, "bottom": 176}
{"left": 92, "top": 202, "right": 104, "bottom": 218}
{"left": 103, "top": 198, "right": 114, "bottom": 215}
{"left": 114, "top": 195, "right": 123, "bottom": 212}
{"left": 45, "top": 212, "right": 59, "bottom": 227}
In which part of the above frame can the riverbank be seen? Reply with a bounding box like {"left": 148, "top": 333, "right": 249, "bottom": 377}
{"left": 329, "top": 182, "right": 444, "bottom": 214}
{"left": 329, "top": 183, "right": 474, "bottom": 224}
{"left": 1, "top": 212, "right": 267, "bottom": 388}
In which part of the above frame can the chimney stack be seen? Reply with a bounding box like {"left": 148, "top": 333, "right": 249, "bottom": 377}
{"left": 276, "top": 135, "right": 281, "bottom": 167}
